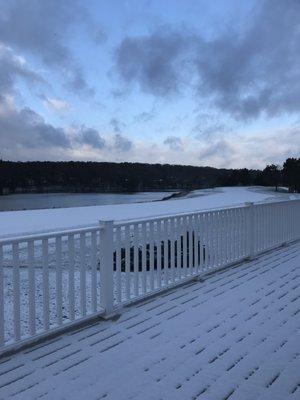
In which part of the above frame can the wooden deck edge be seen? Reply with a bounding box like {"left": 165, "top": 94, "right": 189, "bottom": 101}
{"left": 0, "top": 311, "right": 105, "bottom": 359}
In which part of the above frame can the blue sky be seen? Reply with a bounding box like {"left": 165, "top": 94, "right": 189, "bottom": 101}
{"left": 0, "top": 0, "right": 299, "bottom": 168}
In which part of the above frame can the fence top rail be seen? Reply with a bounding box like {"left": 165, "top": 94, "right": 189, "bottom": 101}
{"left": 113, "top": 203, "right": 245, "bottom": 227}
{"left": 0, "top": 225, "right": 99, "bottom": 246}
{"left": 0, "top": 198, "right": 299, "bottom": 245}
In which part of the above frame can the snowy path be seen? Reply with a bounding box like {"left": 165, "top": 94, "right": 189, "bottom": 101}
{"left": 0, "top": 242, "right": 300, "bottom": 400}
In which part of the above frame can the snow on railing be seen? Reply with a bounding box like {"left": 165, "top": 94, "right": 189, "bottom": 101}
{"left": 0, "top": 199, "right": 299, "bottom": 354}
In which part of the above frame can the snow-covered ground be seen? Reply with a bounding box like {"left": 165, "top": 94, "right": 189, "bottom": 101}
{"left": 1, "top": 242, "right": 299, "bottom": 400}
{"left": 0, "top": 186, "right": 298, "bottom": 238}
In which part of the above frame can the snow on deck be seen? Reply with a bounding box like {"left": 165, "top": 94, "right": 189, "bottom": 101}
{"left": 0, "top": 242, "right": 300, "bottom": 400}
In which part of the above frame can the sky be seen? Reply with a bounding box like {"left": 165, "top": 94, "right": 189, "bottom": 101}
{"left": 0, "top": 0, "right": 299, "bottom": 169}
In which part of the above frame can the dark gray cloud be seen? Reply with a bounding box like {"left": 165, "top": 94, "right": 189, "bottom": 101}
{"left": 0, "top": 99, "right": 136, "bottom": 160}
{"left": 77, "top": 127, "right": 106, "bottom": 149}
{"left": 0, "top": 0, "right": 94, "bottom": 96}
{"left": 115, "top": 27, "right": 192, "bottom": 97}
{"left": 0, "top": 100, "right": 70, "bottom": 151}
{"left": 114, "top": 133, "right": 132, "bottom": 151}
{"left": 164, "top": 136, "right": 183, "bottom": 151}
{"left": 115, "top": 0, "right": 300, "bottom": 120}
{"left": 195, "top": 0, "right": 300, "bottom": 119}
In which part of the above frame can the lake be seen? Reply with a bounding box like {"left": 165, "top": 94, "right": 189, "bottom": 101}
{"left": 0, "top": 191, "right": 174, "bottom": 211}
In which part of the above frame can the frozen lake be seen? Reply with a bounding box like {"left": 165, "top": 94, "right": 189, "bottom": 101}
{"left": 0, "top": 191, "right": 173, "bottom": 211}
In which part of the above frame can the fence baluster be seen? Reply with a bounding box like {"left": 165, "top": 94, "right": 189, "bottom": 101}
{"left": 193, "top": 215, "right": 199, "bottom": 274}
{"left": 55, "top": 237, "right": 62, "bottom": 326}
{"left": 28, "top": 240, "right": 36, "bottom": 335}
{"left": 115, "top": 227, "right": 121, "bottom": 304}
{"left": 216, "top": 211, "right": 221, "bottom": 267}
{"left": 125, "top": 225, "right": 131, "bottom": 301}
{"left": 199, "top": 214, "right": 204, "bottom": 271}
{"left": 188, "top": 216, "right": 194, "bottom": 273}
{"left": 149, "top": 221, "right": 154, "bottom": 291}
{"left": 91, "top": 231, "right": 97, "bottom": 312}
{"left": 0, "top": 245, "right": 4, "bottom": 346}
{"left": 170, "top": 218, "right": 175, "bottom": 282}
{"left": 164, "top": 219, "right": 169, "bottom": 284}
{"left": 133, "top": 224, "right": 139, "bottom": 297}
{"left": 141, "top": 222, "right": 147, "bottom": 294}
{"left": 68, "top": 234, "right": 75, "bottom": 321}
{"left": 157, "top": 220, "right": 162, "bottom": 288}
{"left": 80, "top": 233, "right": 86, "bottom": 317}
{"left": 182, "top": 217, "right": 187, "bottom": 276}
{"left": 99, "top": 220, "right": 114, "bottom": 314}
{"left": 176, "top": 218, "right": 182, "bottom": 280}
{"left": 42, "top": 239, "right": 50, "bottom": 330}
{"left": 12, "top": 243, "right": 21, "bottom": 340}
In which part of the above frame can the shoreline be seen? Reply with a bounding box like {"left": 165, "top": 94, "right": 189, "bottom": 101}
{"left": 160, "top": 190, "right": 190, "bottom": 201}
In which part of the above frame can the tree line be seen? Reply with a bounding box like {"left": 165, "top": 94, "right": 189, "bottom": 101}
{"left": 219, "top": 158, "right": 299, "bottom": 192}
{"left": 0, "top": 157, "right": 299, "bottom": 195}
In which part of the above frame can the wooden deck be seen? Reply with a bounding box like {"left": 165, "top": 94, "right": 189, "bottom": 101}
{"left": 0, "top": 242, "right": 300, "bottom": 400}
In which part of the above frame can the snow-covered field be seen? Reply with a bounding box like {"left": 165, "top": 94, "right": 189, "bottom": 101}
{"left": 0, "top": 186, "right": 298, "bottom": 238}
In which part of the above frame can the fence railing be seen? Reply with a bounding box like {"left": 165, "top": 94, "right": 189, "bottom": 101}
{"left": 0, "top": 199, "right": 299, "bottom": 354}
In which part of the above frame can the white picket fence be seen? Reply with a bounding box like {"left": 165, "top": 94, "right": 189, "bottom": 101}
{"left": 0, "top": 199, "right": 299, "bottom": 354}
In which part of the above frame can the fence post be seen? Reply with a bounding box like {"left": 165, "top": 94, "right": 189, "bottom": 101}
{"left": 245, "top": 202, "right": 255, "bottom": 259}
{"left": 99, "top": 220, "right": 114, "bottom": 316}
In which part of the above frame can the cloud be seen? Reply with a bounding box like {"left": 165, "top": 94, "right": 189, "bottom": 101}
{"left": 237, "top": 127, "right": 300, "bottom": 168}
{"left": 1, "top": 95, "right": 298, "bottom": 168}
{"left": 192, "top": 120, "right": 232, "bottom": 142}
{"left": 114, "top": 0, "right": 300, "bottom": 120}
{"left": 43, "top": 97, "right": 70, "bottom": 113}
{"left": 110, "top": 118, "right": 125, "bottom": 134}
{"left": 0, "top": 97, "right": 70, "bottom": 154}
{"left": 0, "top": 0, "right": 77, "bottom": 65}
{"left": 195, "top": 125, "right": 300, "bottom": 169}
{"left": 198, "top": 139, "right": 236, "bottom": 167}
{"left": 0, "top": 0, "right": 94, "bottom": 96}
{"left": 0, "top": 43, "right": 42, "bottom": 97}
{"left": 114, "top": 133, "right": 132, "bottom": 151}
{"left": 134, "top": 111, "right": 154, "bottom": 123}
{"left": 195, "top": 0, "right": 300, "bottom": 120}
{"left": 91, "top": 27, "right": 107, "bottom": 45}
{"left": 65, "top": 67, "right": 94, "bottom": 98}
{"left": 76, "top": 126, "right": 106, "bottom": 149}
{"left": 115, "top": 27, "right": 192, "bottom": 97}
{"left": 164, "top": 136, "right": 183, "bottom": 151}
{"left": 0, "top": 96, "right": 135, "bottom": 159}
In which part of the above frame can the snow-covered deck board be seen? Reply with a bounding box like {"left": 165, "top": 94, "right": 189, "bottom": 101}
{"left": 1, "top": 242, "right": 300, "bottom": 400}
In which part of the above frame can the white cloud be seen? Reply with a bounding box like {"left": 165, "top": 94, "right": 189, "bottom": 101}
{"left": 43, "top": 97, "right": 70, "bottom": 113}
